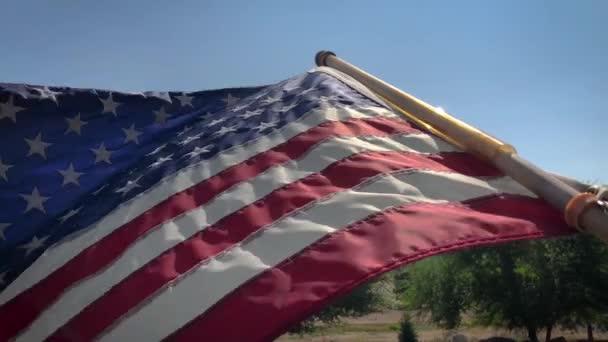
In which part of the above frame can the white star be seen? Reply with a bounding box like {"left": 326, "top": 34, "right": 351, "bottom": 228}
{"left": 146, "top": 143, "right": 167, "bottom": 156}
{"left": 149, "top": 155, "right": 173, "bottom": 169}
{"left": 20, "top": 235, "right": 49, "bottom": 256}
{"left": 186, "top": 145, "right": 212, "bottom": 158}
{"left": 277, "top": 102, "right": 297, "bottom": 113}
{"left": 261, "top": 96, "right": 281, "bottom": 105}
{"left": 201, "top": 111, "right": 213, "bottom": 119}
{"left": 240, "top": 109, "right": 264, "bottom": 119}
{"left": 175, "top": 94, "right": 194, "bottom": 107}
{"left": 25, "top": 133, "right": 52, "bottom": 159}
{"left": 100, "top": 93, "right": 120, "bottom": 115}
{"left": 59, "top": 207, "right": 81, "bottom": 223}
{"left": 206, "top": 117, "right": 227, "bottom": 127}
{"left": 214, "top": 125, "right": 239, "bottom": 136}
{"left": 154, "top": 107, "right": 169, "bottom": 125}
{"left": 251, "top": 90, "right": 269, "bottom": 100}
{"left": 64, "top": 114, "right": 87, "bottom": 135}
{"left": 319, "top": 95, "right": 340, "bottom": 102}
{"left": 115, "top": 176, "right": 142, "bottom": 196}
{"left": 231, "top": 103, "right": 249, "bottom": 112}
{"left": 91, "top": 143, "right": 112, "bottom": 164}
{"left": 58, "top": 163, "right": 83, "bottom": 187}
{"left": 123, "top": 90, "right": 145, "bottom": 97}
{"left": 33, "top": 86, "right": 61, "bottom": 103}
{"left": 0, "top": 95, "right": 25, "bottom": 122}
{"left": 177, "top": 126, "right": 193, "bottom": 136}
{"left": 122, "top": 124, "right": 142, "bottom": 144}
{"left": 222, "top": 94, "right": 239, "bottom": 108}
{"left": 20, "top": 187, "right": 50, "bottom": 214}
{"left": 283, "top": 81, "right": 300, "bottom": 92}
{"left": 254, "top": 120, "right": 279, "bottom": 132}
{"left": 179, "top": 133, "right": 202, "bottom": 146}
{"left": 144, "top": 91, "right": 172, "bottom": 103}
{"left": 0, "top": 158, "right": 12, "bottom": 181}
{"left": 4, "top": 84, "right": 30, "bottom": 99}
{"left": 92, "top": 184, "right": 108, "bottom": 195}
{"left": 300, "top": 88, "right": 315, "bottom": 96}
{"left": 0, "top": 223, "right": 10, "bottom": 240}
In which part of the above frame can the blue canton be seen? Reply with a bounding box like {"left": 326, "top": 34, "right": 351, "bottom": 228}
{"left": 0, "top": 71, "right": 378, "bottom": 290}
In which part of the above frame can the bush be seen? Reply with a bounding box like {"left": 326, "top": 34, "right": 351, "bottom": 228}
{"left": 288, "top": 274, "right": 398, "bottom": 334}
{"left": 398, "top": 314, "right": 418, "bottom": 342}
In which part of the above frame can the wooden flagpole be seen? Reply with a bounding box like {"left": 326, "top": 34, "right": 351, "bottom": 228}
{"left": 315, "top": 51, "right": 608, "bottom": 243}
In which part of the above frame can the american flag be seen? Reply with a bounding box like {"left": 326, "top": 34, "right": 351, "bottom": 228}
{"left": 0, "top": 67, "right": 572, "bottom": 341}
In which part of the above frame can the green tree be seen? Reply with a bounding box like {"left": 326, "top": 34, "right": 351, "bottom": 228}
{"left": 461, "top": 241, "right": 561, "bottom": 342}
{"left": 402, "top": 256, "right": 470, "bottom": 329}
{"left": 401, "top": 236, "right": 608, "bottom": 342}
{"left": 552, "top": 235, "right": 608, "bottom": 340}
{"left": 288, "top": 274, "right": 398, "bottom": 334}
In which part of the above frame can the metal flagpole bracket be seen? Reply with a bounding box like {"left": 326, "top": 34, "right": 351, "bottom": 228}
{"left": 315, "top": 51, "right": 608, "bottom": 243}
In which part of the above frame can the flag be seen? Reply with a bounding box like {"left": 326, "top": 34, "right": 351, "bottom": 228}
{"left": 0, "top": 67, "right": 574, "bottom": 341}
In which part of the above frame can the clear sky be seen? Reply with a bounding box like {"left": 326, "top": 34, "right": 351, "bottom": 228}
{"left": 2, "top": 0, "right": 606, "bottom": 183}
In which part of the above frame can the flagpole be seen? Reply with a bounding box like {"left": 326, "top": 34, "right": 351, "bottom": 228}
{"left": 315, "top": 51, "right": 608, "bottom": 243}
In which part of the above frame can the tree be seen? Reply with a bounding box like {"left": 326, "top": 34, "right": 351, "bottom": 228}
{"left": 552, "top": 235, "right": 608, "bottom": 340}
{"left": 402, "top": 255, "right": 470, "bottom": 329}
{"left": 288, "top": 274, "right": 398, "bottom": 334}
{"left": 401, "top": 236, "right": 608, "bottom": 342}
{"left": 460, "top": 241, "right": 562, "bottom": 342}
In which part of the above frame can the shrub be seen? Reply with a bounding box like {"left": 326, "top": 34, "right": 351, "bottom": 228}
{"left": 398, "top": 314, "right": 418, "bottom": 342}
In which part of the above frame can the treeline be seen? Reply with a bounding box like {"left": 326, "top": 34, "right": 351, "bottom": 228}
{"left": 291, "top": 235, "right": 608, "bottom": 341}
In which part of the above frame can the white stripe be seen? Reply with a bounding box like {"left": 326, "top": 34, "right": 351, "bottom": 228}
{"left": 15, "top": 132, "right": 457, "bottom": 342}
{"left": 100, "top": 170, "right": 533, "bottom": 341}
{"left": 313, "top": 67, "right": 390, "bottom": 108}
{"left": 0, "top": 105, "right": 398, "bottom": 305}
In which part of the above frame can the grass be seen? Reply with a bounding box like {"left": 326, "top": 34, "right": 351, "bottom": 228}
{"left": 298, "top": 321, "right": 436, "bottom": 336}
{"left": 279, "top": 311, "right": 608, "bottom": 342}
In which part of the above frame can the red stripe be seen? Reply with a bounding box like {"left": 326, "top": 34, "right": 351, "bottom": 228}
{"left": 167, "top": 195, "right": 574, "bottom": 342}
{"left": 0, "top": 117, "right": 417, "bottom": 341}
{"left": 47, "top": 151, "right": 501, "bottom": 341}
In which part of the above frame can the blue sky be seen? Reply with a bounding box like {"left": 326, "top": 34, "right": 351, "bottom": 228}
{"left": 2, "top": 0, "right": 606, "bottom": 182}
